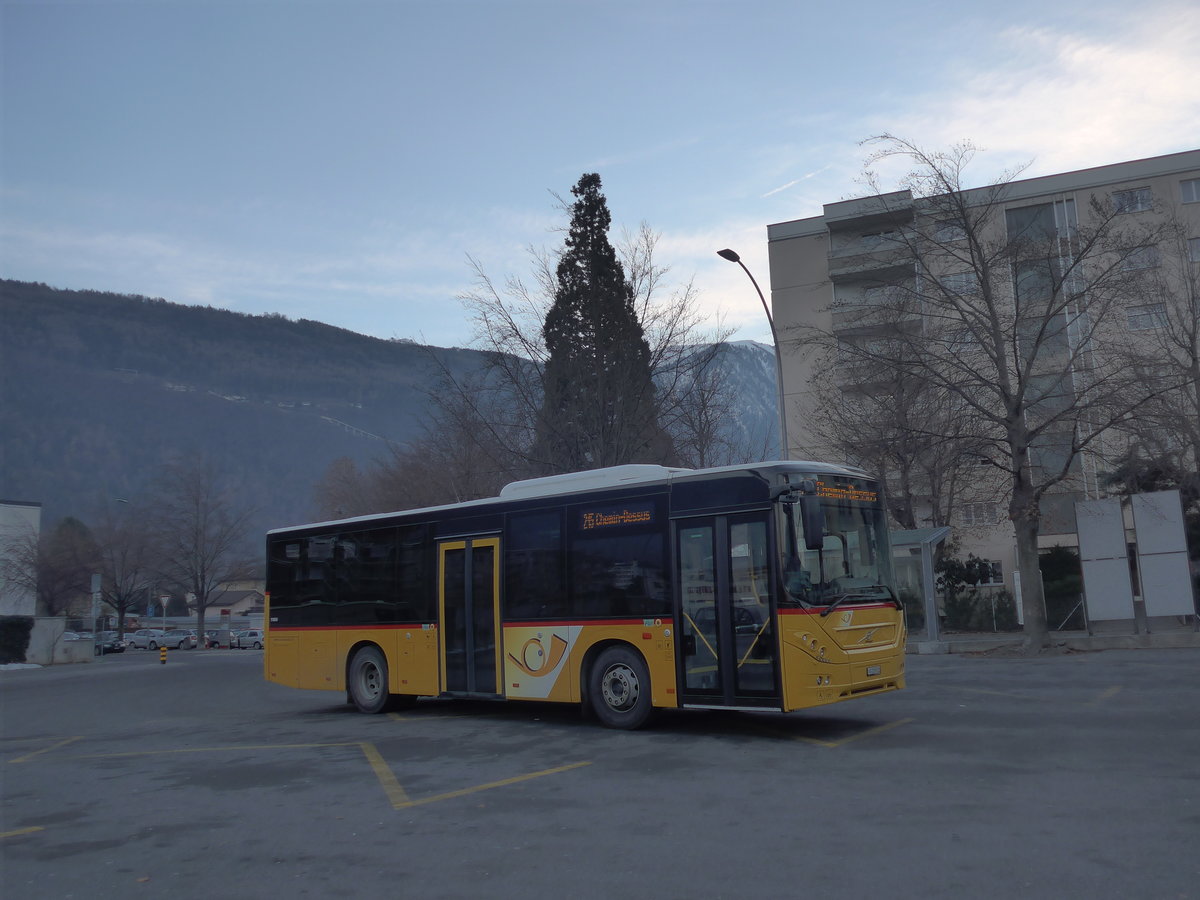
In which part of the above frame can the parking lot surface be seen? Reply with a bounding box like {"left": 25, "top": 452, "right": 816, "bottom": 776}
{"left": 2, "top": 646, "right": 1198, "bottom": 899}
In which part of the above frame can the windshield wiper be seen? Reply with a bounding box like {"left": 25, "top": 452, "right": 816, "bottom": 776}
{"left": 819, "top": 585, "right": 899, "bottom": 617}
{"left": 883, "top": 583, "right": 903, "bottom": 611}
{"left": 819, "top": 593, "right": 851, "bottom": 617}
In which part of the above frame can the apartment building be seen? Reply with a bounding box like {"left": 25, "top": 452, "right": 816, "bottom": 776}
{"left": 766, "top": 149, "right": 1200, "bottom": 598}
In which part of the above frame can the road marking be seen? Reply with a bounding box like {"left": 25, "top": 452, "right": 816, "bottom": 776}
{"left": 1087, "top": 685, "right": 1122, "bottom": 706}
{"left": 8, "top": 736, "right": 82, "bottom": 764}
{"left": 372, "top": 760, "right": 593, "bottom": 810}
{"left": 951, "top": 686, "right": 1048, "bottom": 702}
{"left": 388, "top": 712, "right": 469, "bottom": 722}
{"left": 793, "top": 717, "right": 915, "bottom": 748}
{"left": 74, "top": 742, "right": 361, "bottom": 759}
{"left": 359, "top": 742, "right": 411, "bottom": 807}
{"left": 0, "top": 826, "right": 44, "bottom": 839}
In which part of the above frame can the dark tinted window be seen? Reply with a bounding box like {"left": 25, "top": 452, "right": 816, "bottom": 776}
{"left": 267, "top": 524, "right": 433, "bottom": 627}
{"left": 569, "top": 497, "right": 669, "bottom": 619}
{"left": 505, "top": 510, "right": 567, "bottom": 620}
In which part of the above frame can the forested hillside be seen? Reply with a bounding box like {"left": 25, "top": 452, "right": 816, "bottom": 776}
{"left": 0, "top": 280, "right": 483, "bottom": 543}
{"left": 1, "top": 280, "right": 780, "bottom": 557}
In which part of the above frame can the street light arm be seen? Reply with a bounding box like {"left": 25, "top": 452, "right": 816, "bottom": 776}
{"left": 717, "top": 248, "right": 789, "bottom": 460}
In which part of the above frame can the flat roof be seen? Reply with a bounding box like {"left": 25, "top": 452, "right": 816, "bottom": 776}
{"left": 768, "top": 148, "right": 1200, "bottom": 242}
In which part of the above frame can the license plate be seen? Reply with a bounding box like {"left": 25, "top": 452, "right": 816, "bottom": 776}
{"left": 866, "top": 665, "right": 881, "bottom": 677}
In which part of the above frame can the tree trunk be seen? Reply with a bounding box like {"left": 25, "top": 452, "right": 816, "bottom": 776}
{"left": 1013, "top": 505, "right": 1049, "bottom": 650}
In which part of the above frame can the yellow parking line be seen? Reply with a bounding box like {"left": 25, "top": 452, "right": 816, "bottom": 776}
{"left": 386, "top": 761, "right": 593, "bottom": 810}
{"left": 359, "top": 742, "right": 412, "bottom": 807}
{"left": 74, "top": 742, "right": 360, "bottom": 759}
{"left": 8, "top": 737, "right": 82, "bottom": 764}
{"left": 1087, "top": 685, "right": 1122, "bottom": 706}
{"left": 1, "top": 826, "right": 44, "bottom": 839}
{"left": 952, "top": 687, "right": 1046, "bottom": 702}
{"left": 793, "top": 717, "right": 915, "bottom": 748}
{"left": 822, "top": 717, "right": 914, "bottom": 747}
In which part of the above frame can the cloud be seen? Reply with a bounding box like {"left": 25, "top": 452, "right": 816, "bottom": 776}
{"left": 762, "top": 165, "right": 833, "bottom": 198}
{"left": 880, "top": 5, "right": 1200, "bottom": 182}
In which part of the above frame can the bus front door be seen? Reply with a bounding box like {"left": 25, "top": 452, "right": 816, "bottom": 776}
{"left": 438, "top": 537, "right": 501, "bottom": 697}
{"left": 676, "top": 515, "right": 779, "bottom": 707}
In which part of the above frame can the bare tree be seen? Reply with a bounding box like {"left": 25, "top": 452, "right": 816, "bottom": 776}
{"left": 807, "top": 364, "right": 990, "bottom": 531}
{"left": 149, "top": 455, "right": 257, "bottom": 638}
{"left": 0, "top": 516, "right": 98, "bottom": 617}
{"left": 91, "top": 499, "right": 156, "bottom": 635}
{"left": 792, "top": 135, "right": 1172, "bottom": 647}
{"left": 1111, "top": 215, "right": 1200, "bottom": 477}
{"left": 313, "top": 457, "right": 376, "bottom": 521}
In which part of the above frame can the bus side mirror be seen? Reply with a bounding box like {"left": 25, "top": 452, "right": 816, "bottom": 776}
{"left": 799, "top": 495, "right": 826, "bottom": 552}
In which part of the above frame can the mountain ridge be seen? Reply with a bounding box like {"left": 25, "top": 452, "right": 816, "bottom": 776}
{"left": 1, "top": 279, "right": 779, "bottom": 550}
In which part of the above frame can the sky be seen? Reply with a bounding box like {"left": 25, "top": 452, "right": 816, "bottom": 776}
{"left": 3, "top": 0, "right": 1198, "bottom": 349}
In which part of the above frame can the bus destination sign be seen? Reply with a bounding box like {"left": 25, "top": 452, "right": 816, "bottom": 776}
{"left": 815, "top": 480, "right": 878, "bottom": 503}
{"left": 580, "top": 502, "right": 655, "bottom": 531}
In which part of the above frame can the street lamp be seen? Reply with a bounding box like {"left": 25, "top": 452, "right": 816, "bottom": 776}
{"left": 717, "top": 248, "right": 789, "bottom": 459}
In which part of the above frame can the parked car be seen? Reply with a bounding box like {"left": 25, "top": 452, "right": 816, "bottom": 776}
{"left": 95, "top": 631, "right": 125, "bottom": 653}
{"left": 126, "top": 629, "right": 166, "bottom": 649}
{"left": 236, "top": 630, "right": 264, "bottom": 650}
{"left": 160, "top": 629, "right": 198, "bottom": 650}
{"left": 61, "top": 631, "right": 81, "bottom": 641}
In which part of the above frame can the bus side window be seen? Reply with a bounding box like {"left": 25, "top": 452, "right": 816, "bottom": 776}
{"left": 505, "top": 511, "right": 566, "bottom": 619}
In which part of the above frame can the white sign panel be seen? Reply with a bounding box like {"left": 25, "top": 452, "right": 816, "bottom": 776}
{"left": 1132, "top": 491, "right": 1196, "bottom": 618}
{"left": 1076, "top": 498, "right": 1136, "bottom": 621}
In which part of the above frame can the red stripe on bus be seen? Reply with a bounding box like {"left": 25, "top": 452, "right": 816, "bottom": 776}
{"left": 778, "top": 603, "right": 893, "bottom": 616}
{"left": 268, "top": 624, "right": 434, "bottom": 632}
{"left": 268, "top": 618, "right": 653, "bottom": 632}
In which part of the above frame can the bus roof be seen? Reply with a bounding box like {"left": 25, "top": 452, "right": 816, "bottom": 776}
{"left": 267, "top": 459, "right": 871, "bottom": 536}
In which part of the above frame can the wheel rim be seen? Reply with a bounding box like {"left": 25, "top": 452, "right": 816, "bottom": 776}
{"left": 600, "top": 663, "right": 640, "bottom": 712}
{"left": 356, "top": 659, "right": 384, "bottom": 703}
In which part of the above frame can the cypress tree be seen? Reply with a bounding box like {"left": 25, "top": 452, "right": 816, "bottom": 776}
{"left": 534, "top": 173, "right": 674, "bottom": 473}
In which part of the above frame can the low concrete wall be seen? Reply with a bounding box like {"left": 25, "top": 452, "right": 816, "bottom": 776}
{"left": 25, "top": 618, "right": 93, "bottom": 665}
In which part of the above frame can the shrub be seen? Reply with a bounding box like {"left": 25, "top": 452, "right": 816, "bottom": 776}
{"left": 0, "top": 616, "right": 34, "bottom": 664}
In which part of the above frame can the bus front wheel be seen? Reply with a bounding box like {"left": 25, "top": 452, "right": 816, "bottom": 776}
{"left": 589, "top": 646, "right": 653, "bottom": 730}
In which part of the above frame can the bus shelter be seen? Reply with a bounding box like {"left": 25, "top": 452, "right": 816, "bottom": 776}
{"left": 891, "top": 526, "right": 952, "bottom": 642}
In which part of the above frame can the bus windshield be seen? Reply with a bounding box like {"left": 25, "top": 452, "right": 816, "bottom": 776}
{"left": 778, "top": 478, "right": 897, "bottom": 611}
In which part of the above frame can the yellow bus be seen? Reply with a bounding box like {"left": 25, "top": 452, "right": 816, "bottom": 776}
{"left": 264, "top": 462, "right": 905, "bottom": 728}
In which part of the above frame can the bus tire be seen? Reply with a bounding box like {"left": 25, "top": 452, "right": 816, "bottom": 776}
{"left": 589, "top": 646, "right": 653, "bottom": 730}
{"left": 348, "top": 646, "right": 392, "bottom": 714}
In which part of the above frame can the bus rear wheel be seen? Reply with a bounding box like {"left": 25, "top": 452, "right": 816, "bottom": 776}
{"left": 589, "top": 646, "right": 653, "bottom": 730}
{"left": 348, "top": 646, "right": 392, "bottom": 714}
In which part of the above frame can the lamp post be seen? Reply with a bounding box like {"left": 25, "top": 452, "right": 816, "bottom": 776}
{"left": 717, "top": 248, "right": 789, "bottom": 459}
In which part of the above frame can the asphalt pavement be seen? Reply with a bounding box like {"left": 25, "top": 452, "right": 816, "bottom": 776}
{"left": 2, "top": 645, "right": 1198, "bottom": 899}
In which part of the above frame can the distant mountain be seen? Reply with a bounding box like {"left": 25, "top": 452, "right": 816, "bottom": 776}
{"left": 1, "top": 280, "right": 780, "bottom": 552}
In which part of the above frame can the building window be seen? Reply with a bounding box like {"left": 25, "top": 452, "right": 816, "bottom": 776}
{"left": 977, "top": 560, "right": 1004, "bottom": 586}
{"left": 1112, "top": 187, "right": 1152, "bottom": 214}
{"left": 863, "top": 284, "right": 904, "bottom": 305}
{"left": 1181, "top": 179, "right": 1200, "bottom": 204}
{"left": 1189, "top": 237, "right": 1200, "bottom": 263}
{"left": 935, "top": 220, "right": 966, "bottom": 242}
{"left": 1121, "top": 245, "right": 1160, "bottom": 270}
{"left": 960, "top": 502, "right": 1000, "bottom": 526}
{"left": 1126, "top": 303, "right": 1168, "bottom": 331}
{"left": 941, "top": 271, "right": 978, "bottom": 295}
{"left": 946, "top": 328, "right": 980, "bottom": 350}
{"left": 861, "top": 230, "right": 897, "bottom": 249}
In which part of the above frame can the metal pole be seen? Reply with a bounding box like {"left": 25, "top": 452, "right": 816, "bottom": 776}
{"left": 91, "top": 573, "right": 102, "bottom": 656}
{"left": 717, "top": 249, "right": 789, "bottom": 459}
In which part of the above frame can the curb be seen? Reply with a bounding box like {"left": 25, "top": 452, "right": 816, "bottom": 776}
{"left": 907, "top": 631, "right": 1200, "bottom": 655}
